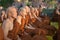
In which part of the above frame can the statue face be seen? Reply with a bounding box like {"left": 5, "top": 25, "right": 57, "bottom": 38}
{"left": 7, "top": 7, "right": 17, "bottom": 18}
{"left": 24, "top": 6, "right": 30, "bottom": 13}
{"left": 19, "top": 8, "right": 27, "bottom": 16}
{"left": 11, "top": 8, "right": 17, "bottom": 18}
{"left": 31, "top": 8, "right": 35, "bottom": 13}
{"left": 1, "top": 11, "right": 5, "bottom": 16}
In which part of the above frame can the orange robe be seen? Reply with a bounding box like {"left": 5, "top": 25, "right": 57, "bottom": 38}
{"left": 0, "top": 17, "right": 3, "bottom": 23}
{"left": 0, "top": 27, "right": 4, "bottom": 40}
{"left": 7, "top": 17, "right": 25, "bottom": 40}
